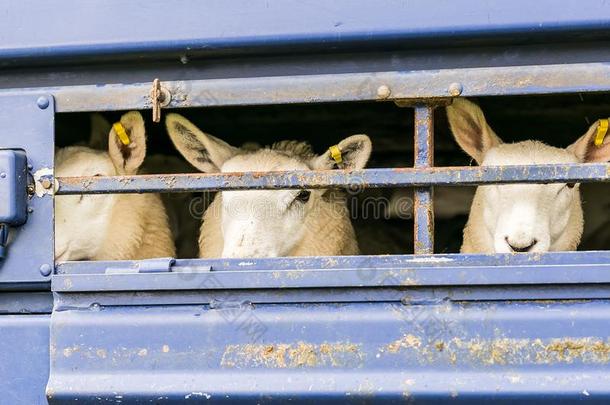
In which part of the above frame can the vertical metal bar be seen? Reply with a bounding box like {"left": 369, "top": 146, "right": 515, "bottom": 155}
{"left": 413, "top": 105, "right": 435, "bottom": 254}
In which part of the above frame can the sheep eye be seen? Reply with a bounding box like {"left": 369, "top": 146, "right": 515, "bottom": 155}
{"left": 566, "top": 183, "right": 576, "bottom": 189}
{"left": 295, "top": 190, "right": 311, "bottom": 203}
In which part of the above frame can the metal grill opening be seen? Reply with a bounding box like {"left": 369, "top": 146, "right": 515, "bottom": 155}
{"left": 54, "top": 94, "right": 610, "bottom": 264}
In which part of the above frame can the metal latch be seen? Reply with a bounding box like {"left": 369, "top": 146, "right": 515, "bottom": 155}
{"left": 105, "top": 257, "right": 175, "bottom": 274}
{"left": 0, "top": 150, "right": 29, "bottom": 259}
{"left": 150, "top": 78, "right": 172, "bottom": 123}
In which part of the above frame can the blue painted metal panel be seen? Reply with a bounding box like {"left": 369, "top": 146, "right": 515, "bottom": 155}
{"left": 56, "top": 163, "right": 610, "bottom": 195}
{"left": 1, "top": 0, "right": 610, "bottom": 66}
{"left": 0, "top": 94, "right": 54, "bottom": 287}
{"left": 47, "top": 300, "right": 610, "bottom": 403}
{"left": 0, "top": 315, "right": 50, "bottom": 405}
{"left": 0, "top": 292, "right": 53, "bottom": 314}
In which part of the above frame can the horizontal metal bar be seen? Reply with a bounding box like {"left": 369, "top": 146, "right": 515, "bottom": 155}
{"left": 58, "top": 251, "right": 610, "bottom": 274}
{"left": 54, "top": 251, "right": 610, "bottom": 292}
{"left": 53, "top": 285, "right": 610, "bottom": 309}
{"left": 3, "top": 62, "right": 610, "bottom": 112}
{"left": 55, "top": 163, "right": 610, "bottom": 194}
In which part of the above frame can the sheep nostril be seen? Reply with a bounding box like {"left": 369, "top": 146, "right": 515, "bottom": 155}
{"left": 505, "top": 237, "right": 538, "bottom": 253}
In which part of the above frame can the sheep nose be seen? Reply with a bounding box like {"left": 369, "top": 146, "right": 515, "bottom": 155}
{"left": 505, "top": 237, "right": 538, "bottom": 252}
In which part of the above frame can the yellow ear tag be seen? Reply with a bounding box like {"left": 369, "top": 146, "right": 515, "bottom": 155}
{"left": 113, "top": 122, "right": 131, "bottom": 145}
{"left": 329, "top": 145, "right": 343, "bottom": 164}
{"left": 594, "top": 119, "right": 609, "bottom": 147}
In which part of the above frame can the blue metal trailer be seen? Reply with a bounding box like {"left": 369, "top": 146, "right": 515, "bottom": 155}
{"left": 1, "top": 1, "right": 610, "bottom": 403}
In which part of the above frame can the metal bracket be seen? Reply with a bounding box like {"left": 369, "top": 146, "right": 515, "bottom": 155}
{"left": 150, "top": 78, "right": 172, "bottom": 123}
{"left": 105, "top": 257, "right": 175, "bottom": 274}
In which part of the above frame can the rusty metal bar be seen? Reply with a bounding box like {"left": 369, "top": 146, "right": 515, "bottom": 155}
{"left": 54, "top": 163, "right": 610, "bottom": 195}
{"left": 413, "top": 105, "right": 434, "bottom": 254}
{"left": 3, "top": 63, "right": 610, "bottom": 112}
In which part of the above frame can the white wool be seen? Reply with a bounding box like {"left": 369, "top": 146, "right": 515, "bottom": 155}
{"left": 55, "top": 112, "right": 175, "bottom": 261}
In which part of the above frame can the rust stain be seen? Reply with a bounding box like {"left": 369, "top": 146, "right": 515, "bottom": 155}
{"left": 220, "top": 341, "right": 363, "bottom": 368}
{"left": 385, "top": 334, "right": 421, "bottom": 353}
{"left": 381, "top": 336, "right": 610, "bottom": 366}
{"left": 164, "top": 176, "right": 177, "bottom": 188}
{"left": 96, "top": 348, "right": 107, "bottom": 359}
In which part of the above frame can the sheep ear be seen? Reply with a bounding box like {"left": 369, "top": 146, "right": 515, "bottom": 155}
{"left": 312, "top": 134, "right": 372, "bottom": 170}
{"left": 108, "top": 111, "right": 146, "bottom": 175}
{"left": 165, "top": 113, "right": 238, "bottom": 173}
{"left": 567, "top": 119, "right": 610, "bottom": 163}
{"left": 446, "top": 98, "right": 502, "bottom": 164}
{"left": 89, "top": 113, "right": 111, "bottom": 150}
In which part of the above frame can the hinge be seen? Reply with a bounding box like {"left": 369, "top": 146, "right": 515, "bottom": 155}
{"left": 105, "top": 257, "right": 175, "bottom": 274}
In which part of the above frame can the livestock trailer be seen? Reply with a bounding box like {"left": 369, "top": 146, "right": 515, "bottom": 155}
{"left": 1, "top": 1, "right": 610, "bottom": 403}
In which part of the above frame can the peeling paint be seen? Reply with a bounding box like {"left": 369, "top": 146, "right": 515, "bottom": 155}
{"left": 220, "top": 341, "right": 364, "bottom": 368}
{"left": 385, "top": 334, "right": 421, "bottom": 353}
{"left": 380, "top": 336, "right": 610, "bottom": 366}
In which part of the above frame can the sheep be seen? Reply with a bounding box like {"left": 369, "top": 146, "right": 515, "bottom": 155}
{"left": 165, "top": 113, "right": 372, "bottom": 258}
{"left": 446, "top": 98, "right": 610, "bottom": 253}
{"left": 55, "top": 111, "right": 175, "bottom": 261}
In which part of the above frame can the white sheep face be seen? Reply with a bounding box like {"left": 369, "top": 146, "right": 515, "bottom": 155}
{"left": 166, "top": 113, "right": 371, "bottom": 258}
{"left": 55, "top": 147, "right": 117, "bottom": 261}
{"left": 447, "top": 98, "right": 610, "bottom": 253}
{"left": 220, "top": 154, "right": 315, "bottom": 257}
{"left": 478, "top": 142, "right": 580, "bottom": 252}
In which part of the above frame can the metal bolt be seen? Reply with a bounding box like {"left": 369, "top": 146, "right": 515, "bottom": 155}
{"left": 0, "top": 172, "right": 5, "bottom": 178}
{"left": 39, "top": 263, "right": 52, "bottom": 277}
{"left": 36, "top": 96, "right": 50, "bottom": 109}
{"left": 27, "top": 164, "right": 33, "bottom": 170}
{"left": 376, "top": 85, "right": 391, "bottom": 99}
{"left": 180, "top": 55, "right": 189, "bottom": 64}
{"left": 27, "top": 207, "right": 33, "bottom": 213}
{"left": 448, "top": 83, "right": 463, "bottom": 97}
{"left": 41, "top": 178, "right": 52, "bottom": 189}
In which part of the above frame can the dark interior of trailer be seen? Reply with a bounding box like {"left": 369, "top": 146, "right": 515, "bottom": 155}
{"left": 55, "top": 94, "right": 610, "bottom": 258}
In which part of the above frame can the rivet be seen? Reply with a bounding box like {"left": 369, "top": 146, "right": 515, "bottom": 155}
{"left": 27, "top": 207, "right": 34, "bottom": 213}
{"left": 27, "top": 164, "right": 33, "bottom": 170}
{"left": 448, "top": 83, "right": 463, "bottom": 97}
{"left": 377, "top": 85, "right": 391, "bottom": 99}
{"left": 39, "top": 263, "right": 52, "bottom": 277}
{"left": 0, "top": 172, "right": 5, "bottom": 178}
{"left": 41, "top": 178, "right": 52, "bottom": 189}
{"left": 36, "top": 96, "right": 50, "bottom": 110}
